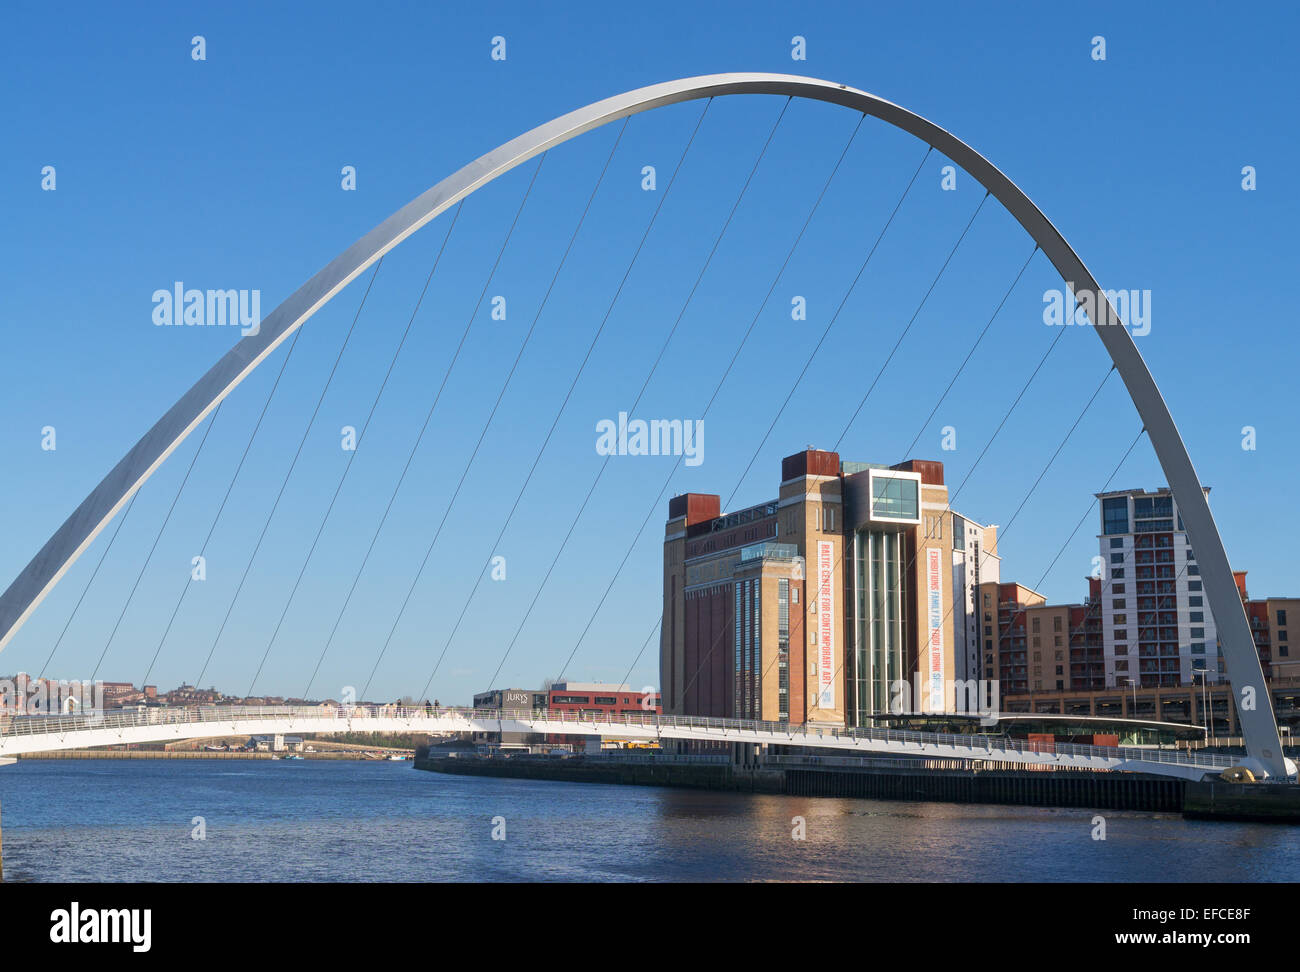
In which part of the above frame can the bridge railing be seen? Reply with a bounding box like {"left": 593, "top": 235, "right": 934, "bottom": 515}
{"left": 0, "top": 703, "right": 1237, "bottom": 769}
{"left": 0, "top": 703, "right": 464, "bottom": 738}
{"left": 497, "top": 707, "right": 1237, "bottom": 769}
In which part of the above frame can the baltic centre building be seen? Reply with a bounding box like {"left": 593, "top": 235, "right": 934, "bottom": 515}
{"left": 660, "top": 449, "right": 1000, "bottom": 727}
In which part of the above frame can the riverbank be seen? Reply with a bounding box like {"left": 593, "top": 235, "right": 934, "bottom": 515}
{"left": 415, "top": 753, "right": 1300, "bottom": 822}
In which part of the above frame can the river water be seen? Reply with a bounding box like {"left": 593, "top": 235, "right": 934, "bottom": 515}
{"left": 1, "top": 759, "right": 1297, "bottom": 881}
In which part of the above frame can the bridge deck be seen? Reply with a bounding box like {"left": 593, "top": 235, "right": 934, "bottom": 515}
{"left": 0, "top": 706, "right": 1239, "bottom": 781}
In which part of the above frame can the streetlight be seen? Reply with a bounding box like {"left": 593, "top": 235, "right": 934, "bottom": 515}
{"left": 1125, "top": 677, "right": 1138, "bottom": 718}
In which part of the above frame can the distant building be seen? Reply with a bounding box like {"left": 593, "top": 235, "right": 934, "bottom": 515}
{"left": 472, "top": 688, "right": 547, "bottom": 711}
{"left": 1096, "top": 486, "right": 1220, "bottom": 687}
{"left": 163, "top": 684, "right": 222, "bottom": 705}
{"left": 546, "top": 682, "right": 661, "bottom": 717}
{"left": 1236, "top": 572, "right": 1300, "bottom": 681}
{"left": 471, "top": 688, "right": 548, "bottom": 749}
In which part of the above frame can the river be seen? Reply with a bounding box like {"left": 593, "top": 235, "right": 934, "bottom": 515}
{"left": 1, "top": 759, "right": 1298, "bottom": 881}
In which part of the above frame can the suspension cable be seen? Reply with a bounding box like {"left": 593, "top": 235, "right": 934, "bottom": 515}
{"left": 305, "top": 122, "right": 623, "bottom": 699}
{"left": 410, "top": 99, "right": 718, "bottom": 701}
{"left": 193, "top": 259, "right": 384, "bottom": 688}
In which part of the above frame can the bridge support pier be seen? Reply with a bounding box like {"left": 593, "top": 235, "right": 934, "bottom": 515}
{"left": 732, "top": 742, "right": 763, "bottom": 768}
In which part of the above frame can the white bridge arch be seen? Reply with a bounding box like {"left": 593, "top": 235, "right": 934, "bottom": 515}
{"left": 0, "top": 73, "right": 1286, "bottom": 778}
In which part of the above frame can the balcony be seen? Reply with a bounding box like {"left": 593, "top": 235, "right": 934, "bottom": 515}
{"left": 739, "top": 541, "right": 800, "bottom": 563}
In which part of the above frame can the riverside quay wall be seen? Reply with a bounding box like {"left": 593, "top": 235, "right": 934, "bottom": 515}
{"left": 414, "top": 752, "right": 1300, "bottom": 821}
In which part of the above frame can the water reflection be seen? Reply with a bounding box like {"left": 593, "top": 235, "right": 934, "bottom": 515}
{"left": 0, "top": 760, "right": 1296, "bottom": 881}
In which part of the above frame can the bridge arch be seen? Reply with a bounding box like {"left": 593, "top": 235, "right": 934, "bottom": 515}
{"left": 0, "top": 73, "right": 1285, "bottom": 777}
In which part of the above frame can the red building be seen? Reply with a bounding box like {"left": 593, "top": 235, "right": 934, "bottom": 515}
{"left": 547, "top": 682, "right": 662, "bottom": 717}
{"left": 543, "top": 682, "right": 663, "bottom": 748}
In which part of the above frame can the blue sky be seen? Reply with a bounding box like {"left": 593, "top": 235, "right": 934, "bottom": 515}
{"left": 1, "top": 1, "right": 1296, "bottom": 703}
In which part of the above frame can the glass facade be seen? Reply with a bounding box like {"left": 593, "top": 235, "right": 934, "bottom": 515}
{"left": 1102, "top": 496, "right": 1129, "bottom": 535}
{"left": 733, "top": 579, "right": 762, "bottom": 719}
{"left": 777, "top": 578, "right": 790, "bottom": 722}
{"left": 733, "top": 583, "right": 743, "bottom": 717}
{"left": 871, "top": 476, "right": 919, "bottom": 520}
{"left": 852, "top": 529, "right": 908, "bottom": 723}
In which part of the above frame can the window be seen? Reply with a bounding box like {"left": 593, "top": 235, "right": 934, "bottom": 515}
{"left": 870, "top": 475, "right": 919, "bottom": 520}
{"left": 1279, "top": 610, "right": 1289, "bottom": 627}
{"left": 1110, "top": 537, "right": 1124, "bottom": 549}
{"left": 1114, "top": 629, "right": 1128, "bottom": 640}
{"left": 1114, "top": 613, "right": 1127, "bottom": 624}
{"left": 1054, "top": 617, "right": 1063, "bottom": 632}
{"left": 1191, "top": 627, "right": 1205, "bottom": 639}
{"left": 1190, "top": 611, "right": 1203, "bottom": 623}
{"left": 1188, "top": 565, "right": 1200, "bottom": 576}
{"left": 1189, "top": 596, "right": 1202, "bottom": 607}
{"left": 777, "top": 578, "right": 790, "bottom": 721}
{"left": 1280, "top": 629, "right": 1289, "bottom": 642}
{"left": 1111, "top": 553, "right": 1124, "bottom": 565}
{"left": 1189, "top": 580, "right": 1202, "bottom": 591}
{"left": 1190, "top": 643, "right": 1205, "bottom": 654}
{"left": 1113, "top": 599, "right": 1126, "bottom": 610}
{"left": 1113, "top": 584, "right": 1125, "bottom": 594}
{"left": 1112, "top": 568, "right": 1125, "bottom": 579}
{"left": 1135, "top": 519, "right": 1174, "bottom": 534}
{"left": 1032, "top": 618, "right": 1041, "bottom": 633}
{"left": 1134, "top": 495, "right": 1172, "bottom": 519}
{"left": 1103, "top": 497, "right": 1129, "bottom": 535}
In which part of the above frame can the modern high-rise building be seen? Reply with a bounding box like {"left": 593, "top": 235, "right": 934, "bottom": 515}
{"left": 1096, "top": 486, "right": 1218, "bottom": 687}
{"left": 952, "top": 514, "right": 1002, "bottom": 687}
{"left": 660, "top": 449, "right": 999, "bottom": 727}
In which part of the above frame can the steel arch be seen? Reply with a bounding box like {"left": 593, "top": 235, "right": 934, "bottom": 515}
{"left": 1, "top": 73, "right": 1284, "bottom": 777}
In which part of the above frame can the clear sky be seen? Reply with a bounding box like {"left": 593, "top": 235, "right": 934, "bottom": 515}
{"left": 1, "top": 1, "right": 1296, "bottom": 703}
